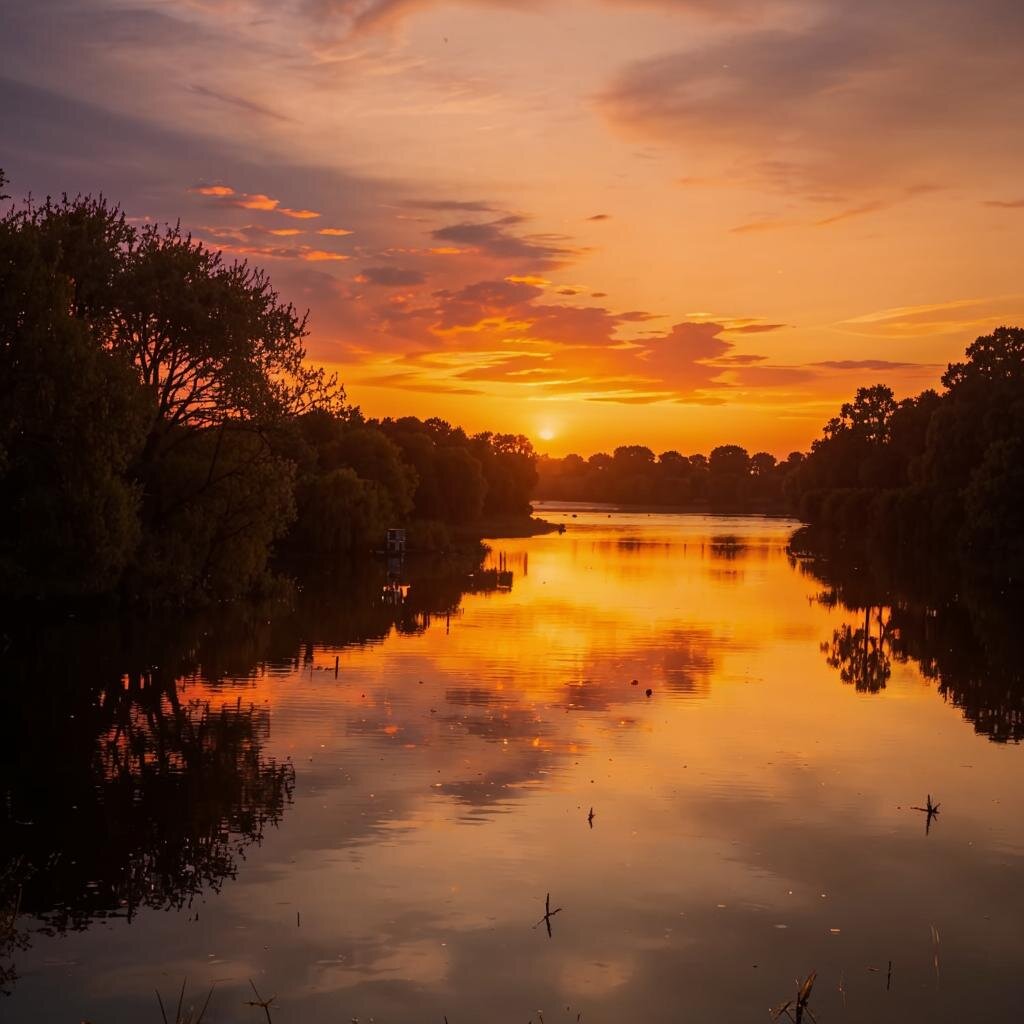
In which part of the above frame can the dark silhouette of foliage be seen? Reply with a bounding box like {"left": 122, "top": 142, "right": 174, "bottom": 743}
{"left": 789, "top": 326, "right": 1024, "bottom": 584}
{"left": 0, "top": 200, "right": 149, "bottom": 597}
{"left": 0, "top": 173, "right": 541, "bottom": 602}
{"left": 822, "top": 607, "right": 894, "bottom": 693}
{"left": 537, "top": 444, "right": 800, "bottom": 510}
{"left": 793, "top": 528, "right": 1024, "bottom": 742}
{"left": 376, "top": 417, "right": 537, "bottom": 527}
{"left": 0, "top": 546, "right": 508, "bottom": 988}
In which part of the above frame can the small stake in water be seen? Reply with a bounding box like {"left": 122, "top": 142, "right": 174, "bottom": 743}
{"left": 587, "top": 807, "right": 595, "bottom": 828}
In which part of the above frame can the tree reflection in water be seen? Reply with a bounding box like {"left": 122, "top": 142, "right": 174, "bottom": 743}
{"left": 0, "top": 548, "right": 504, "bottom": 991}
{"left": 0, "top": 666, "right": 294, "bottom": 990}
{"left": 793, "top": 527, "right": 1024, "bottom": 741}
{"left": 820, "top": 606, "right": 895, "bottom": 693}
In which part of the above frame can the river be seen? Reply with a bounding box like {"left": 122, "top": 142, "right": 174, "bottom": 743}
{"left": 2, "top": 509, "right": 1022, "bottom": 1021}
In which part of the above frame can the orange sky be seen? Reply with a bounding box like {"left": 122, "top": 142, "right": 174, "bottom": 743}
{"left": 2, "top": 0, "right": 1023, "bottom": 454}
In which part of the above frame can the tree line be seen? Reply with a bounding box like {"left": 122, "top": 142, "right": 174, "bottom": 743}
{"left": 786, "top": 326, "right": 1024, "bottom": 583}
{"left": 539, "top": 327, "right": 1024, "bottom": 583}
{"left": 537, "top": 444, "right": 802, "bottom": 509}
{"left": 0, "top": 175, "right": 537, "bottom": 604}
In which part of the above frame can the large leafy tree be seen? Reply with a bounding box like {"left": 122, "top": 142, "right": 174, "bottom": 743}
{"left": 0, "top": 176, "right": 346, "bottom": 600}
{"left": 0, "top": 194, "right": 148, "bottom": 598}
{"left": 23, "top": 195, "right": 344, "bottom": 452}
{"left": 789, "top": 326, "right": 1024, "bottom": 581}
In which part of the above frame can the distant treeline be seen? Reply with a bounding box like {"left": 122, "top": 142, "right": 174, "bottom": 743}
{"left": 539, "top": 327, "right": 1024, "bottom": 583}
{"left": 537, "top": 445, "right": 802, "bottom": 509}
{"left": 786, "top": 326, "right": 1024, "bottom": 583}
{"left": 0, "top": 175, "right": 536, "bottom": 604}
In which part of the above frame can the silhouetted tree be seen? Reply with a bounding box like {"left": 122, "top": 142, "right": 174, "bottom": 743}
{"left": 0, "top": 199, "right": 149, "bottom": 598}
{"left": 537, "top": 442, "right": 792, "bottom": 509}
{"left": 789, "top": 327, "right": 1024, "bottom": 583}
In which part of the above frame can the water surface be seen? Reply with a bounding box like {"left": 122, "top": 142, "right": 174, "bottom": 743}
{"left": 3, "top": 511, "right": 1023, "bottom": 1021}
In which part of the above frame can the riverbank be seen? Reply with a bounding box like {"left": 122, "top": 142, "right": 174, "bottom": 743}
{"left": 533, "top": 497, "right": 793, "bottom": 517}
{"left": 463, "top": 514, "right": 561, "bottom": 539}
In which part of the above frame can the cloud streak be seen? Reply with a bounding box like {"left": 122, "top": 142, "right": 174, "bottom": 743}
{"left": 189, "top": 183, "right": 320, "bottom": 219}
{"left": 597, "top": 0, "right": 1024, "bottom": 196}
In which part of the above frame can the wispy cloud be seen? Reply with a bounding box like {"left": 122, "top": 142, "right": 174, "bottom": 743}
{"left": 598, "top": 0, "right": 1024, "bottom": 194}
{"left": 188, "top": 183, "right": 320, "bottom": 219}
{"left": 189, "top": 84, "right": 293, "bottom": 123}
{"left": 814, "top": 200, "right": 889, "bottom": 227}
{"left": 811, "top": 359, "right": 935, "bottom": 371}
{"left": 356, "top": 266, "right": 427, "bottom": 286}
{"left": 430, "top": 219, "right": 582, "bottom": 271}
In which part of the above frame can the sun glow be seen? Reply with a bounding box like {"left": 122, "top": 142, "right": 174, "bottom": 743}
{"left": 537, "top": 426, "right": 557, "bottom": 443}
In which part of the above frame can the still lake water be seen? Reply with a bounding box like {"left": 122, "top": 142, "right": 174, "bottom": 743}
{"left": 2, "top": 509, "right": 1023, "bottom": 1022}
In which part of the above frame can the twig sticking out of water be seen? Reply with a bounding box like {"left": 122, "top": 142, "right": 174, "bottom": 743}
{"left": 887, "top": 959, "right": 893, "bottom": 991}
{"left": 587, "top": 807, "right": 594, "bottom": 828}
{"left": 911, "top": 795, "right": 941, "bottom": 834}
{"left": 770, "top": 970, "right": 817, "bottom": 1024}
{"left": 154, "top": 980, "right": 216, "bottom": 1024}
{"left": 532, "top": 892, "right": 563, "bottom": 938}
{"left": 246, "top": 979, "right": 277, "bottom": 1023}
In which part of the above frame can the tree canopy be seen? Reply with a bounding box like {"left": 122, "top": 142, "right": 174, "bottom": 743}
{"left": 0, "top": 173, "right": 542, "bottom": 603}
{"left": 789, "top": 326, "right": 1024, "bottom": 583}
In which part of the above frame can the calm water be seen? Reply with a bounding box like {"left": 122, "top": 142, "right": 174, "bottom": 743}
{"left": 2, "top": 510, "right": 1023, "bottom": 1022}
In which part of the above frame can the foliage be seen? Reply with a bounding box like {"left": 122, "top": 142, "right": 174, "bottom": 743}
{"left": 377, "top": 416, "right": 536, "bottom": 524}
{"left": 538, "top": 444, "right": 800, "bottom": 509}
{"left": 3, "top": 174, "right": 543, "bottom": 602}
{"left": 127, "top": 427, "right": 297, "bottom": 602}
{"left": 789, "top": 327, "right": 1024, "bottom": 583}
{"left": 0, "top": 202, "right": 148, "bottom": 597}
{"left": 291, "top": 466, "right": 395, "bottom": 558}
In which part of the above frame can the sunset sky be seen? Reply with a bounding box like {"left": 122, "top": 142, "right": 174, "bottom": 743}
{"left": 2, "top": 0, "right": 1022, "bottom": 455}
